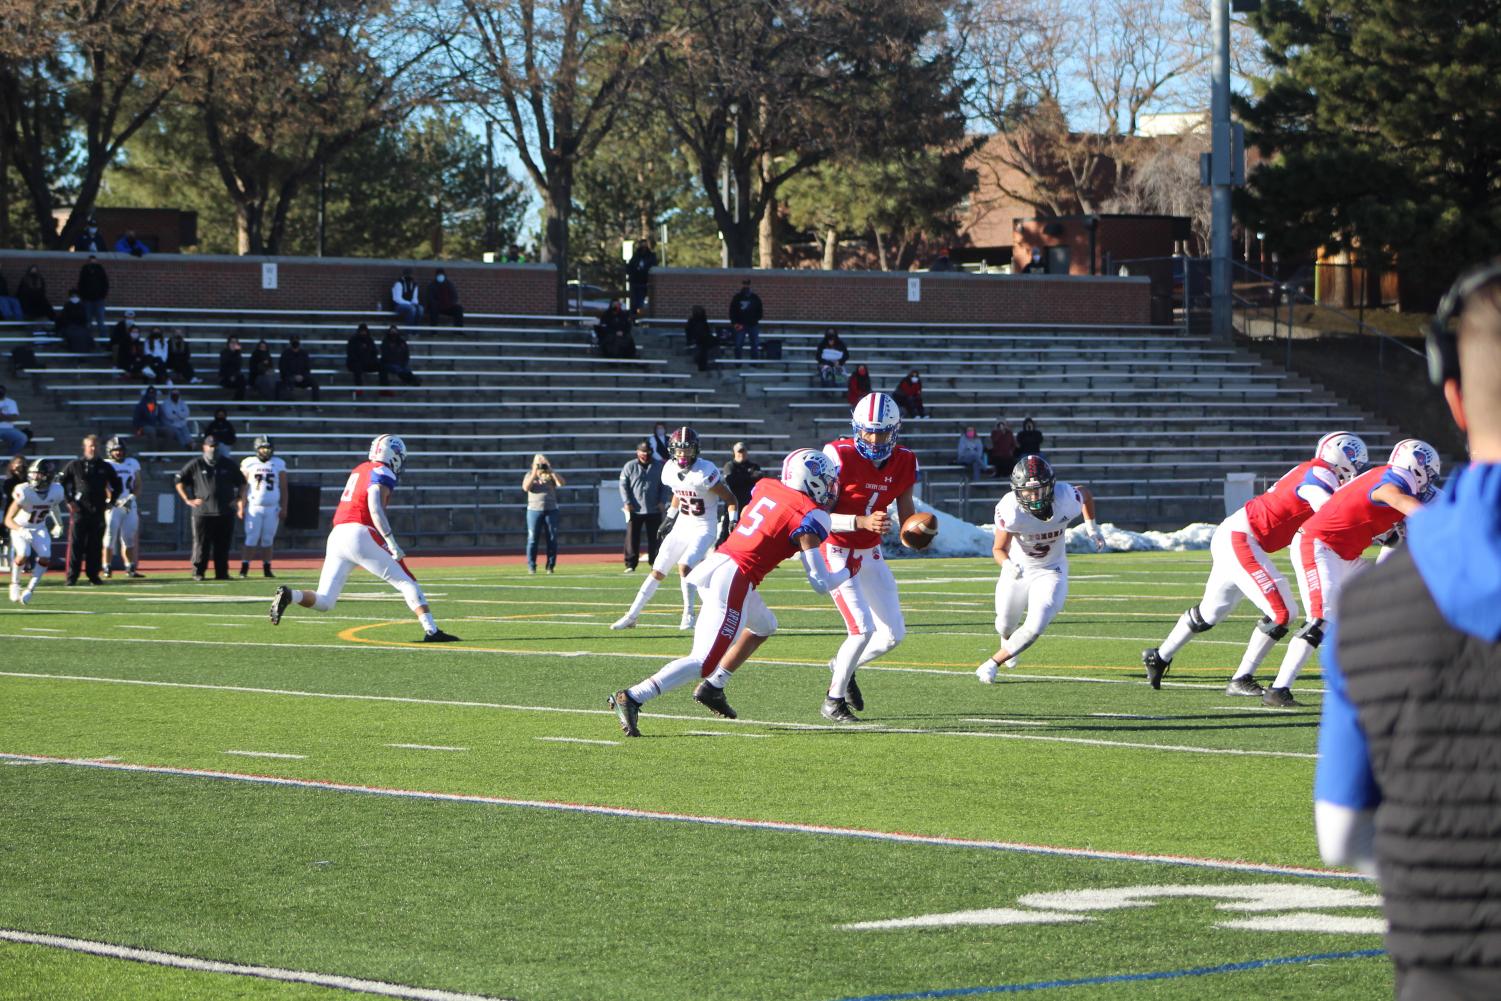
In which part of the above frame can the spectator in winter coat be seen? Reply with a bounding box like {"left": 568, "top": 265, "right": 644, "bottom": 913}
{"left": 143, "top": 328, "right": 169, "bottom": 378}
{"left": 277, "top": 336, "right": 320, "bottom": 399}
{"left": 728, "top": 279, "right": 763, "bottom": 359}
{"left": 110, "top": 310, "right": 138, "bottom": 368}
{"left": 391, "top": 267, "right": 421, "bottom": 324}
{"left": 0, "top": 272, "right": 22, "bottom": 321}
{"left": 988, "top": 419, "right": 1017, "bottom": 478}
{"left": 684, "top": 305, "right": 712, "bottom": 372}
{"left": 16, "top": 265, "right": 53, "bottom": 321}
{"left": 249, "top": 341, "right": 276, "bottom": 399}
{"left": 816, "top": 328, "right": 849, "bottom": 385}
{"left": 594, "top": 301, "right": 635, "bottom": 359}
{"left": 218, "top": 336, "right": 247, "bottom": 401}
{"left": 55, "top": 289, "right": 93, "bottom": 352}
{"left": 123, "top": 341, "right": 153, "bottom": 381}
{"left": 892, "top": 368, "right": 926, "bottom": 419}
{"left": 73, "top": 218, "right": 106, "bottom": 253}
{"left": 114, "top": 230, "right": 150, "bottom": 256}
{"left": 202, "top": 408, "right": 237, "bottom": 456}
{"left": 1016, "top": 417, "right": 1044, "bottom": 456}
{"left": 132, "top": 385, "right": 164, "bottom": 438}
{"left": 346, "top": 324, "right": 382, "bottom": 387}
{"left": 426, "top": 268, "right": 464, "bottom": 327}
{"left": 77, "top": 255, "right": 109, "bottom": 344}
{"left": 380, "top": 325, "right": 420, "bottom": 386}
{"left": 847, "top": 364, "right": 872, "bottom": 407}
{"left": 956, "top": 426, "right": 987, "bottom": 480}
{"left": 161, "top": 386, "right": 193, "bottom": 447}
{"left": 626, "top": 240, "right": 657, "bottom": 315}
{"left": 166, "top": 331, "right": 196, "bottom": 384}
{"left": 648, "top": 423, "right": 671, "bottom": 464}
{"left": 717, "top": 441, "right": 764, "bottom": 544}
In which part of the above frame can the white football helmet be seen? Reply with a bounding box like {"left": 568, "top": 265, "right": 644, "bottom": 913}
{"left": 106, "top": 435, "right": 126, "bottom": 459}
{"left": 851, "top": 392, "right": 901, "bottom": 462}
{"left": 1388, "top": 438, "right": 1441, "bottom": 498}
{"left": 780, "top": 448, "right": 840, "bottom": 510}
{"left": 255, "top": 435, "right": 274, "bottom": 459}
{"left": 1314, "top": 431, "right": 1369, "bottom": 484}
{"left": 369, "top": 434, "right": 407, "bottom": 475}
{"left": 27, "top": 458, "right": 52, "bottom": 489}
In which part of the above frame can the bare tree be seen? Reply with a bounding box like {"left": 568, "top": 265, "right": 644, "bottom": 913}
{"left": 1106, "top": 127, "right": 1210, "bottom": 251}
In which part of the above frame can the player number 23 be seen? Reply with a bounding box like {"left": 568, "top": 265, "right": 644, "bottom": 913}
{"left": 736, "top": 496, "right": 777, "bottom": 536}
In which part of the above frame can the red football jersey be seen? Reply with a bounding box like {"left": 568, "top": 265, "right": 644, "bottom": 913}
{"left": 821, "top": 439, "right": 919, "bottom": 549}
{"left": 332, "top": 460, "right": 400, "bottom": 529}
{"left": 1302, "top": 464, "right": 1417, "bottom": 561}
{"left": 1243, "top": 458, "right": 1340, "bottom": 553}
{"left": 718, "top": 478, "right": 829, "bottom": 586}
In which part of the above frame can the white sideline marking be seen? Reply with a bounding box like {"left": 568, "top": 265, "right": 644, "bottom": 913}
{"left": 1090, "top": 713, "right": 1174, "bottom": 720}
{"left": 961, "top": 718, "right": 1048, "bottom": 727}
{"left": 223, "top": 750, "right": 306, "bottom": 760}
{"left": 0, "top": 671, "right": 1315, "bottom": 757}
{"left": 117, "top": 624, "right": 159, "bottom": 630}
{"left": 0, "top": 752, "right": 1365, "bottom": 881}
{"left": 0, "top": 928, "right": 511, "bottom": 1001}
{"left": 1213, "top": 704, "right": 1311, "bottom": 713}
{"left": 386, "top": 744, "right": 468, "bottom": 752}
{"left": 536, "top": 737, "right": 619, "bottom": 747}
{"left": 686, "top": 731, "right": 768, "bottom": 738}
{"left": 20, "top": 627, "right": 62, "bottom": 633}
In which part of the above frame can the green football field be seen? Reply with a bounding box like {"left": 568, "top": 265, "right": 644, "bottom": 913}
{"left": 0, "top": 551, "right": 1392, "bottom": 1000}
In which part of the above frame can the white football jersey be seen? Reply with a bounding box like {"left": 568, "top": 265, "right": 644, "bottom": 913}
{"left": 241, "top": 455, "right": 288, "bottom": 506}
{"left": 10, "top": 482, "right": 63, "bottom": 528}
{"left": 994, "top": 480, "right": 1086, "bottom": 571}
{"left": 661, "top": 457, "right": 723, "bottom": 520}
{"left": 108, "top": 457, "right": 142, "bottom": 500}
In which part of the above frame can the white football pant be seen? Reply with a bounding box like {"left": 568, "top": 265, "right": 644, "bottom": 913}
{"left": 1271, "top": 532, "right": 1366, "bottom": 689}
{"left": 1198, "top": 509, "right": 1298, "bottom": 626}
{"left": 652, "top": 518, "right": 716, "bottom": 574}
{"left": 305, "top": 523, "right": 427, "bottom": 613}
{"left": 995, "top": 562, "right": 1068, "bottom": 658}
{"left": 9, "top": 527, "right": 50, "bottom": 565}
{"left": 243, "top": 506, "right": 281, "bottom": 548}
{"left": 825, "top": 544, "right": 906, "bottom": 700}
{"left": 104, "top": 503, "right": 139, "bottom": 558}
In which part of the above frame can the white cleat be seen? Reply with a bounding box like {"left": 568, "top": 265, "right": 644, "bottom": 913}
{"left": 610, "top": 615, "right": 637, "bottom": 630}
{"left": 679, "top": 613, "right": 696, "bottom": 631}
{"left": 18, "top": 589, "right": 33, "bottom": 606}
{"left": 1004, "top": 656, "right": 1019, "bottom": 670}
{"left": 976, "top": 658, "right": 999, "bottom": 684}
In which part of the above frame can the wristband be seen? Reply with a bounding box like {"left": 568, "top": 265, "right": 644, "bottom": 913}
{"left": 1084, "top": 518, "right": 1099, "bottom": 532}
{"left": 831, "top": 513, "right": 857, "bottom": 533}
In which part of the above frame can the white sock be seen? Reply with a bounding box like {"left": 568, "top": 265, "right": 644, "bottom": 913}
{"left": 27, "top": 567, "right": 43, "bottom": 592}
{"left": 629, "top": 656, "right": 699, "bottom": 704}
{"left": 291, "top": 589, "right": 306, "bottom": 604}
{"left": 706, "top": 667, "right": 731, "bottom": 688}
{"left": 1158, "top": 611, "right": 1198, "bottom": 661}
{"left": 680, "top": 574, "right": 695, "bottom": 616}
{"left": 1233, "top": 629, "right": 1279, "bottom": 680}
{"left": 829, "top": 633, "right": 869, "bottom": 698}
{"left": 419, "top": 611, "right": 438, "bottom": 634}
{"left": 626, "top": 576, "right": 662, "bottom": 619}
{"left": 1271, "top": 638, "right": 1313, "bottom": 690}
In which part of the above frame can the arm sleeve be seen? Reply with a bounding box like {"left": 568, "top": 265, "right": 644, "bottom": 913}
{"left": 789, "top": 509, "right": 831, "bottom": 544}
{"left": 1371, "top": 469, "right": 1416, "bottom": 504}
{"left": 798, "top": 546, "right": 850, "bottom": 595}
{"left": 366, "top": 481, "right": 396, "bottom": 543}
{"left": 1297, "top": 467, "right": 1340, "bottom": 511}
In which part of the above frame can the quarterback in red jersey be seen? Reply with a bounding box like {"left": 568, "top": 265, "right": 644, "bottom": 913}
{"left": 1263, "top": 438, "right": 1440, "bottom": 706}
{"left": 609, "top": 448, "right": 861, "bottom": 736}
{"left": 818, "top": 392, "right": 919, "bottom": 715}
{"left": 1143, "top": 431, "right": 1368, "bottom": 695}
{"left": 269, "top": 435, "right": 458, "bottom": 642}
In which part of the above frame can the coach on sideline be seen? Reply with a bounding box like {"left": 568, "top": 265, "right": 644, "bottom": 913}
{"left": 175, "top": 433, "right": 245, "bottom": 581}
{"left": 58, "top": 433, "right": 121, "bottom": 585}
{"left": 1315, "top": 263, "right": 1501, "bottom": 1000}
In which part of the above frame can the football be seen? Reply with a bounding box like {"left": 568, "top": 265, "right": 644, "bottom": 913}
{"left": 900, "top": 511, "right": 938, "bottom": 550}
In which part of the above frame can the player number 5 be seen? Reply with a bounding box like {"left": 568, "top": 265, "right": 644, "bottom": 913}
{"left": 736, "top": 496, "right": 777, "bottom": 537}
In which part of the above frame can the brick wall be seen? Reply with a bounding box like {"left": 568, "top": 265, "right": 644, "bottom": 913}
{"left": 649, "top": 267, "right": 1151, "bottom": 325}
{"left": 0, "top": 250, "right": 558, "bottom": 315}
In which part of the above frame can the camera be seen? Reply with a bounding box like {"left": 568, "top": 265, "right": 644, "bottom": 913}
{"left": 537, "top": 463, "right": 550, "bottom": 471}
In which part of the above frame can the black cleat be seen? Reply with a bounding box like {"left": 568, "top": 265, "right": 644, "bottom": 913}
{"left": 1142, "top": 648, "right": 1171, "bottom": 690}
{"left": 127, "top": 570, "right": 146, "bottom": 579}
{"left": 692, "top": 681, "right": 737, "bottom": 719}
{"left": 238, "top": 568, "right": 250, "bottom": 579}
{"left": 609, "top": 690, "right": 641, "bottom": 737}
{"left": 1225, "top": 676, "right": 1265, "bottom": 697}
{"left": 421, "top": 629, "right": 460, "bottom": 643}
{"left": 1262, "top": 686, "right": 1300, "bottom": 708}
{"left": 269, "top": 585, "right": 292, "bottom": 625}
{"left": 821, "top": 697, "right": 861, "bottom": 724}
{"left": 846, "top": 674, "right": 864, "bottom": 712}
{"left": 263, "top": 568, "right": 276, "bottom": 578}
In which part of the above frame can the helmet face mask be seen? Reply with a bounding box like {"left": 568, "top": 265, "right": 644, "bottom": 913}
{"left": 27, "top": 458, "right": 51, "bottom": 489}
{"left": 667, "top": 426, "right": 699, "bottom": 469}
{"left": 255, "top": 434, "right": 274, "bottom": 460}
{"left": 850, "top": 393, "right": 901, "bottom": 462}
{"left": 1315, "top": 431, "right": 1369, "bottom": 485}
{"left": 369, "top": 434, "right": 407, "bottom": 475}
{"left": 106, "top": 435, "right": 125, "bottom": 460}
{"left": 780, "top": 448, "right": 840, "bottom": 510}
{"left": 1010, "top": 455, "right": 1056, "bottom": 518}
{"left": 1387, "top": 438, "right": 1441, "bottom": 498}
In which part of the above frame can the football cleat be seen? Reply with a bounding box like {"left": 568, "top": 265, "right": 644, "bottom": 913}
{"left": 128, "top": 569, "right": 146, "bottom": 579}
{"left": 692, "top": 681, "right": 737, "bottom": 719}
{"left": 18, "top": 589, "right": 33, "bottom": 606}
{"left": 269, "top": 585, "right": 292, "bottom": 625}
{"left": 102, "top": 568, "right": 112, "bottom": 579}
{"left": 1225, "top": 676, "right": 1265, "bottom": 697}
{"left": 779, "top": 448, "right": 840, "bottom": 510}
{"left": 238, "top": 568, "right": 249, "bottom": 578}
{"left": 678, "top": 612, "right": 696, "bottom": 631}
{"left": 609, "top": 690, "right": 642, "bottom": 737}
{"left": 262, "top": 568, "right": 274, "bottom": 578}
{"left": 421, "top": 629, "right": 460, "bottom": 643}
{"left": 1142, "top": 648, "right": 1170, "bottom": 690}
{"left": 610, "top": 614, "right": 637, "bottom": 630}
{"left": 1262, "top": 686, "right": 1300, "bottom": 708}
{"left": 846, "top": 674, "right": 864, "bottom": 712}
{"left": 976, "top": 658, "right": 999, "bottom": 684}
{"left": 821, "top": 697, "right": 860, "bottom": 724}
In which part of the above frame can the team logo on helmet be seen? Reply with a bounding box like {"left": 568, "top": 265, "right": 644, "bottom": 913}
{"left": 1010, "top": 454, "right": 1056, "bottom": 518}
{"left": 369, "top": 434, "right": 408, "bottom": 475}
{"left": 667, "top": 426, "right": 700, "bottom": 469}
{"left": 850, "top": 393, "right": 901, "bottom": 462}
{"left": 779, "top": 448, "right": 840, "bottom": 510}
{"left": 1314, "top": 431, "right": 1368, "bottom": 485}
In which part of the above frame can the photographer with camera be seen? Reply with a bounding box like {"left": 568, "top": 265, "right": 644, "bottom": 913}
{"left": 522, "top": 453, "right": 565, "bottom": 574}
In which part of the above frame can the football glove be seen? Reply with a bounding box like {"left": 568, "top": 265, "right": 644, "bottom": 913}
{"left": 385, "top": 539, "right": 406, "bottom": 562}
{"left": 49, "top": 521, "right": 64, "bottom": 540}
{"left": 1373, "top": 522, "right": 1406, "bottom": 548}
{"left": 1089, "top": 528, "right": 1107, "bottom": 552}
{"left": 656, "top": 510, "right": 678, "bottom": 541}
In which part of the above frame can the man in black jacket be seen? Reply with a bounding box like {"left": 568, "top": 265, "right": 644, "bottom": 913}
{"left": 717, "top": 441, "right": 763, "bottom": 544}
{"left": 728, "top": 279, "right": 763, "bottom": 359}
{"left": 58, "top": 434, "right": 121, "bottom": 585}
{"left": 626, "top": 239, "right": 657, "bottom": 315}
{"left": 78, "top": 255, "right": 108, "bottom": 346}
{"left": 1316, "top": 263, "right": 1501, "bottom": 999}
{"left": 277, "top": 336, "right": 320, "bottom": 400}
{"left": 175, "top": 434, "right": 246, "bottom": 581}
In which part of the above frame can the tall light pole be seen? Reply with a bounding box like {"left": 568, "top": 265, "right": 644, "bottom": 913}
{"left": 1210, "top": 0, "right": 1232, "bottom": 340}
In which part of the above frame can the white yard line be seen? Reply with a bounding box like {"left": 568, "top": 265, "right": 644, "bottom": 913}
{"left": 960, "top": 718, "right": 1049, "bottom": 727}
{"left": 685, "top": 731, "right": 768, "bottom": 738}
{"left": 20, "top": 626, "right": 63, "bottom": 633}
{"left": 385, "top": 744, "right": 468, "bottom": 752}
{"left": 223, "top": 750, "right": 306, "bottom": 760}
{"left": 536, "top": 736, "right": 620, "bottom": 746}
{"left": 116, "top": 625, "right": 159, "bottom": 630}
{"left": 0, "top": 928, "right": 512, "bottom": 1001}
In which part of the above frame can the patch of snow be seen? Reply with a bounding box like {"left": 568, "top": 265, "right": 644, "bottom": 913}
{"left": 883, "top": 500, "right": 1216, "bottom": 558}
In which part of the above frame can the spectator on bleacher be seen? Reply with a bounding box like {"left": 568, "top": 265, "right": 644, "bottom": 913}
{"left": 78, "top": 255, "right": 108, "bottom": 345}
{"left": 522, "top": 453, "right": 565, "bottom": 574}
{"left": 648, "top": 423, "right": 671, "bottom": 464}
{"left": 124, "top": 341, "right": 157, "bottom": 382}
{"left": 379, "top": 325, "right": 421, "bottom": 386}
{"left": 929, "top": 247, "right": 956, "bottom": 272}
{"left": 277, "top": 336, "right": 321, "bottom": 400}
{"left": 203, "top": 408, "right": 237, "bottom": 457}
{"left": 817, "top": 328, "right": 849, "bottom": 386}
{"left": 892, "top": 368, "right": 927, "bottom": 420}
{"left": 161, "top": 386, "right": 193, "bottom": 448}
{"left": 391, "top": 267, "right": 421, "bottom": 325}
{"left": 113, "top": 229, "right": 149, "bottom": 257}
{"left": 16, "top": 265, "right": 53, "bottom": 322}
{"left": 346, "top": 324, "right": 381, "bottom": 388}
{"left": 0, "top": 386, "right": 27, "bottom": 456}
{"left": 2, "top": 454, "right": 25, "bottom": 502}
{"left": 109, "top": 310, "right": 137, "bottom": 368}
{"left": 144, "top": 328, "right": 169, "bottom": 378}
{"left": 1016, "top": 416, "right": 1044, "bottom": 456}
{"left": 847, "top": 363, "right": 872, "bottom": 407}
{"left": 166, "top": 331, "right": 197, "bottom": 384}
{"left": 218, "top": 336, "right": 246, "bottom": 401}
{"left": 956, "top": 426, "right": 987, "bottom": 480}
{"left": 717, "top": 441, "right": 763, "bottom": 545}
{"left": 175, "top": 433, "right": 244, "bottom": 582}
{"left": 248, "top": 340, "right": 276, "bottom": 398}
{"left": 55, "top": 289, "right": 93, "bottom": 353}
{"left": 594, "top": 300, "right": 635, "bottom": 359}
{"left": 425, "top": 268, "right": 464, "bottom": 327}
{"left": 627, "top": 239, "right": 657, "bottom": 315}
{"left": 132, "top": 385, "right": 164, "bottom": 439}
{"left": 0, "top": 273, "right": 22, "bottom": 321}
{"left": 619, "top": 441, "right": 665, "bottom": 573}
{"left": 988, "top": 419, "right": 1016, "bottom": 478}
{"left": 728, "top": 278, "right": 763, "bottom": 359}
{"left": 73, "top": 218, "right": 106, "bottom": 253}
{"left": 685, "top": 305, "right": 712, "bottom": 372}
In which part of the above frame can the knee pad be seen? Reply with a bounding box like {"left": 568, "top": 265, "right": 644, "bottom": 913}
{"left": 1295, "top": 619, "right": 1325, "bottom": 648}
{"left": 1257, "top": 616, "right": 1289, "bottom": 640}
{"left": 1186, "top": 606, "right": 1214, "bottom": 633}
